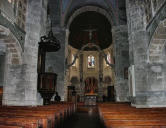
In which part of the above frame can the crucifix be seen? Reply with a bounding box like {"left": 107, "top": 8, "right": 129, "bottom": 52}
{"left": 83, "top": 27, "right": 97, "bottom": 41}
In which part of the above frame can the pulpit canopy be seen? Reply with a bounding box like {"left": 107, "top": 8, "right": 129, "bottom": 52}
{"left": 39, "top": 30, "right": 60, "bottom": 52}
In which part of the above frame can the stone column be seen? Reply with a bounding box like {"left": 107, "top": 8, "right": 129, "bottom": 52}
{"left": 126, "top": 0, "right": 155, "bottom": 107}
{"left": 79, "top": 54, "right": 84, "bottom": 102}
{"left": 3, "top": 0, "right": 48, "bottom": 106}
{"left": 112, "top": 25, "right": 129, "bottom": 102}
{"left": 64, "top": 29, "right": 70, "bottom": 101}
{"left": 23, "top": 0, "right": 48, "bottom": 105}
{"left": 98, "top": 53, "right": 103, "bottom": 101}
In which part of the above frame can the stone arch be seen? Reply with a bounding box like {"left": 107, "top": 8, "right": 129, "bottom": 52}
{"left": 65, "top": 5, "right": 115, "bottom": 29}
{"left": 65, "top": 6, "right": 114, "bottom": 68}
{"left": 0, "top": 25, "right": 22, "bottom": 65}
{"left": 148, "top": 19, "right": 166, "bottom": 63}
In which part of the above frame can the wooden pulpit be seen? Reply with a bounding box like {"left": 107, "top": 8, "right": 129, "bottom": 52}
{"left": 37, "top": 30, "right": 60, "bottom": 105}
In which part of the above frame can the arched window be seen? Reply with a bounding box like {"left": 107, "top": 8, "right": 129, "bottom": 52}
{"left": 16, "top": 0, "right": 27, "bottom": 30}
{"left": 72, "top": 54, "right": 76, "bottom": 66}
{"left": 88, "top": 55, "right": 95, "bottom": 68}
{"left": 106, "top": 53, "right": 111, "bottom": 66}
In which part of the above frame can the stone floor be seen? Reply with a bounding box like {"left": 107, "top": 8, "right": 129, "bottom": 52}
{"left": 63, "top": 106, "right": 104, "bottom": 128}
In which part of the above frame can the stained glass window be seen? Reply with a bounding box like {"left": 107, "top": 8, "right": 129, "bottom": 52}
{"left": 88, "top": 55, "right": 95, "bottom": 68}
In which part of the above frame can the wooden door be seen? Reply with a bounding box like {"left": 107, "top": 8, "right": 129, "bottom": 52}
{"left": 107, "top": 86, "right": 115, "bottom": 101}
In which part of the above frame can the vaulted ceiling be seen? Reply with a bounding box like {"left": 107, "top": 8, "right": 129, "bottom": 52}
{"left": 69, "top": 11, "right": 112, "bottom": 50}
{"left": 62, "top": 0, "right": 118, "bottom": 14}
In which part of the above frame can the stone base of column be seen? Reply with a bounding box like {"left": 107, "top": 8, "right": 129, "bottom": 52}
{"left": 131, "top": 91, "right": 166, "bottom": 108}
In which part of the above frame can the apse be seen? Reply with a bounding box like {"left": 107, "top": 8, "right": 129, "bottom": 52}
{"left": 69, "top": 11, "right": 112, "bottom": 50}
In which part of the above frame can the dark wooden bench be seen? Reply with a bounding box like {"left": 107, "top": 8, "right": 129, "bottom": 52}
{"left": 0, "top": 124, "right": 22, "bottom": 128}
{"left": 0, "top": 102, "right": 75, "bottom": 128}
{"left": 98, "top": 103, "right": 166, "bottom": 128}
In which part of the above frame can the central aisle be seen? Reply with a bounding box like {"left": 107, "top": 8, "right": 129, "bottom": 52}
{"left": 64, "top": 107, "right": 104, "bottom": 128}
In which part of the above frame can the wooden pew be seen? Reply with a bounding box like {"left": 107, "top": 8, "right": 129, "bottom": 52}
{"left": 0, "top": 117, "right": 39, "bottom": 128}
{"left": 0, "top": 109, "right": 54, "bottom": 128}
{"left": 104, "top": 120, "right": 166, "bottom": 128}
{"left": 98, "top": 103, "right": 166, "bottom": 128}
{"left": 0, "top": 124, "right": 22, "bottom": 128}
{"left": 0, "top": 102, "right": 75, "bottom": 128}
{"left": 3, "top": 103, "right": 73, "bottom": 125}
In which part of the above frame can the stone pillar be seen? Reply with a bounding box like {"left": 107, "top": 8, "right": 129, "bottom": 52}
{"left": 98, "top": 53, "right": 103, "bottom": 101}
{"left": 126, "top": 0, "right": 165, "bottom": 107}
{"left": 64, "top": 29, "right": 70, "bottom": 101}
{"left": 79, "top": 54, "right": 84, "bottom": 102}
{"left": 126, "top": 0, "right": 147, "bottom": 107}
{"left": 112, "top": 25, "right": 129, "bottom": 102}
{"left": 3, "top": 0, "right": 48, "bottom": 106}
{"left": 129, "top": 31, "right": 149, "bottom": 107}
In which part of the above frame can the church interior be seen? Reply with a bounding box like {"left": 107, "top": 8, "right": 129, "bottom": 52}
{"left": 0, "top": 0, "right": 166, "bottom": 127}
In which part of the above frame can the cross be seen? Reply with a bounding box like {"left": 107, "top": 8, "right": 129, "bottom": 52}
{"left": 83, "top": 28, "right": 97, "bottom": 41}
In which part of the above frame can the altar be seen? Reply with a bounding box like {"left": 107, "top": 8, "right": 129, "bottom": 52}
{"left": 84, "top": 77, "right": 98, "bottom": 106}
{"left": 84, "top": 93, "right": 97, "bottom": 106}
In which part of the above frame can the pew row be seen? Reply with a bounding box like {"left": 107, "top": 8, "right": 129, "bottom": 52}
{"left": 0, "top": 102, "right": 75, "bottom": 128}
{"left": 98, "top": 103, "right": 166, "bottom": 128}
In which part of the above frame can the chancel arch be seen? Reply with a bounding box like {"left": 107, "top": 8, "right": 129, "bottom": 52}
{"left": 64, "top": 9, "right": 117, "bottom": 103}
{"left": 64, "top": 5, "right": 116, "bottom": 29}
